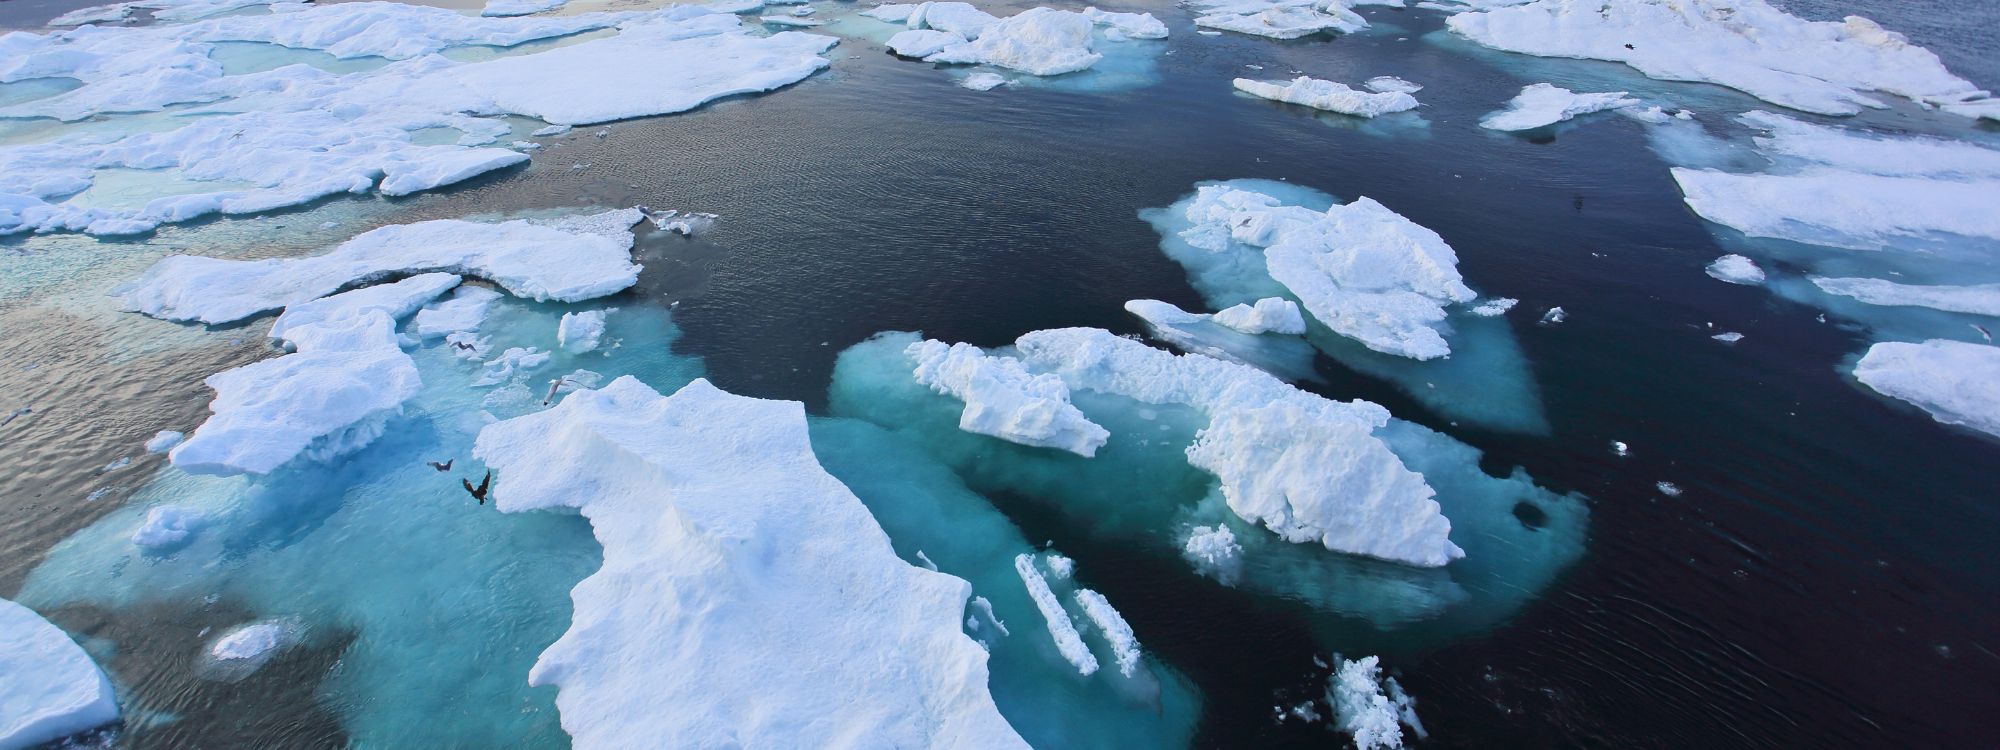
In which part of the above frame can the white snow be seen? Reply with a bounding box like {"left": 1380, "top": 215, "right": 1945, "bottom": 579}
{"left": 1812, "top": 277, "right": 2000, "bottom": 317}
{"left": 1446, "top": 0, "right": 2000, "bottom": 119}
{"left": 557, "top": 310, "right": 610, "bottom": 354}
{"left": 481, "top": 0, "right": 566, "bottom": 17}
{"left": 0, "top": 598, "right": 118, "bottom": 750}
{"left": 961, "top": 72, "right": 1010, "bottom": 91}
{"left": 144, "top": 430, "right": 184, "bottom": 453}
{"left": 472, "top": 376, "right": 1028, "bottom": 748}
{"left": 1364, "top": 76, "right": 1422, "bottom": 94}
{"left": 269, "top": 273, "right": 461, "bottom": 345}
{"left": 412, "top": 286, "right": 505, "bottom": 339}
{"left": 906, "top": 339, "right": 1111, "bottom": 457}
{"left": 1469, "top": 298, "right": 1517, "bottom": 316}
{"left": 169, "top": 311, "right": 421, "bottom": 476}
{"left": 1190, "top": 0, "right": 1367, "bottom": 39}
{"left": 1178, "top": 184, "right": 1478, "bottom": 360}
{"left": 131, "top": 504, "right": 204, "bottom": 549}
{"left": 115, "top": 209, "right": 644, "bottom": 325}
{"left": 1212, "top": 297, "right": 1309, "bottom": 334}
{"left": 1854, "top": 339, "right": 2000, "bottom": 438}
{"left": 1014, "top": 553, "right": 1098, "bottom": 675}
{"left": 1073, "top": 588, "right": 1141, "bottom": 677}
{"left": 1705, "top": 254, "right": 1765, "bottom": 285}
{"left": 1234, "top": 76, "right": 1420, "bottom": 117}
{"left": 1328, "top": 655, "right": 1422, "bottom": 750}
{"left": 1479, "top": 83, "right": 1638, "bottom": 131}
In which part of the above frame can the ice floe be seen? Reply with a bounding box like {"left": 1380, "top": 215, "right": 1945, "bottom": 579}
{"left": 1073, "top": 588, "right": 1140, "bottom": 677}
{"left": 1235, "top": 76, "right": 1420, "bottom": 117}
{"left": 1705, "top": 254, "right": 1765, "bottom": 285}
{"left": 1855, "top": 339, "right": 2000, "bottom": 438}
{"left": 1124, "top": 298, "right": 1319, "bottom": 381}
{"left": 412, "top": 286, "right": 505, "bottom": 340}
{"left": 962, "top": 71, "right": 1010, "bottom": 91}
{"left": 1812, "top": 277, "right": 2000, "bottom": 317}
{"left": 1328, "top": 655, "right": 1424, "bottom": 750}
{"left": 1190, "top": 0, "right": 1367, "bottom": 39}
{"left": 1469, "top": 297, "right": 1516, "bottom": 316}
{"left": 474, "top": 376, "right": 1028, "bottom": 748}
{"left": 196, "top": 618, "right": 302, "bottom": 681}
{"left": 865, "top": 3, "right": 1165, "bottom": 78}
{"left": 1213, "top": 297, "right": 1308, "bottom": 335}
{"left": 1479, "top": 83, "right": 1639, "bottom": 131}
{"left": 270, "top": 273, "right": 461, "bottom": 345}
{"left": 908, "top": 338, "right": 1110, "bottom": 457}
{"left": 1446, "top": 0, "right": 2000, "bottom": 119}
{"left": 556, "top": 310, "right": 608, "bottom": 354}
{"left": 115, "top": 209, "right": 644, "bottom": 325}
{"left": 1364, "top": 76, "right": 1422, "bottom": 94}
{"left": 0, "top": 598, "right": 118, "bottom": 750}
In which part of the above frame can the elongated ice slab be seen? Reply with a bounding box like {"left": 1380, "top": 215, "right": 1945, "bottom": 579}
{"left": 908, "top": 339, "right": 1109, "bottom": 457}
{"left": 0, "top": 599, "right": 118, "bottom": 750}
{"left": 1479, "top": 83, "right": 1638, "bottom": 131}
{"left": 1854, "top": 339, "right": 2000, "bottom": 438}
{"left": 1191, "top": 0, "right": 1366, "bottom": 39}
{"left": 1013, "top": 553, "right": 1098, "bottom": 675}
{"left": 1812, "top": 277, "right": 2000, "bottom": 317}
{"left": 1235, "top": 76, "right": 1419, "bottom": 117}
{"left": 474, "top": 377, "right": 1029, "bottom": 749}
{"left": 1073, "top": 588, "right": 1141, "bottom": 677}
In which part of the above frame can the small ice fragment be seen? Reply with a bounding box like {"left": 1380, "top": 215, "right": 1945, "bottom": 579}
{"left": 915, "top": 550, "right": 939, "bottom": 571}
{"left": 132, "top": 505, "right": 204, "bottom": 549}
{"left": 145, "top": 430, "right": 185, "bottom": 453}
{"left": 531, "top": 124, "right": 572, "bottom": 137}
{"left": 1480, "top": 83, "right": 1639, "bottom": 131}
{"left": 1470, "top": 298, "right": 1517, "bottom": 317}
{"left": 1705, "top": 254, "right": 1765, "bottom": 285}
{"left": 1329, "top": 655, "right": 1422, "bottom": 750}
{"left": 1713, "top": 332, "right": 1744, "bottom": 343}
{"left": 970, "top": 596, "right": 1009, "bottom": 636}
{"left": 1364, "top": 76, "right": 1422, "bottom": 94}
{"left": 1611, "top": 441, "right": 1628, "bottom": 457}
{"left": 1657, "top": 481, "right": 1682, "bottom": 497}
{"left": 1074, "top": 589, "right": 1142, "bottom": 677}
{"left": 961, "top": 72, "right": 1009, "bottom": 91}
{"left": 1043, "top": 552, "right": 1074, "bottom": 579}
{"left": 1015, "top": 553, "right": 1098, "bottom": 675}
{"left": 557, "top": 310, "right": 609, "bottom": 354}
{"left": 1540, "top": 306, "right": 1567, "bottom": 325}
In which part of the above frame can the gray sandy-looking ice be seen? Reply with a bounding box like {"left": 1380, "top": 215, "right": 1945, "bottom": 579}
{"left": 0, "top": 598, "right": 118, "bottom": 750}
{"left": 1855, "top": 339, "right": 2000, "bottom": 438}
{"left": 908, "top": 339, "right": 1110, "bottom": 457}
{"left": 473, "top": 376, "right": 1030, "bottom": 749}
{"left": 867, "top": 2, "right": 1166, "bottom": 76}
{"left": 1479, "top": 83, "right": 1637, "bottom": 131}
{"left": 1447, "top": 0, "right": 2000, "bottom": 120}
{"left": 1188, "top": 0, "right": 1368, "bottom": 39}
{"left": 1234, "top": 76, "right": 1419, "bottom": 117}
{"left": 1705, "top": 254, "right": 1765, "bottom": 285}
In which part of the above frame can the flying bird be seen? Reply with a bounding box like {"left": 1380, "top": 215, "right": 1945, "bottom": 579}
{"left": 462, "top": 471, "right": 491, "bottom": 505}
{"left": 1972, "top": 323, "right": 1992, "bottom": 343}
{"left": 428, "top": 459, "right": 453, "bottom": 472}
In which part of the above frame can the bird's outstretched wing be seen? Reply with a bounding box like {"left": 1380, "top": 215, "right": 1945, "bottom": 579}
{"left": 477, "top": 471, "right": 491, "bottom": 494}
{"left": 462, "top": 477, "right": 477, "bottom": 496}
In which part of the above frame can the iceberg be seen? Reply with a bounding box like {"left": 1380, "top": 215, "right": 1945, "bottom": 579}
{"left": 1854, "top": 339, "right": 2000, "bottom": 438}
{"left": 1705, "top": 254, "right": 1765, "bottom": 285}
{"left": 1446, "top": 0, "right": 1999, "bottom": 119}
{"left": 269, "top": 273, "right": 462, "bottom": 345}
{"left": 473, "top": 376, "right": 1029, "bottom": 748}
{"left": 907, "top": 339, "right": 1110, "bottom": 457}
{"left": 1478, "top": 83, "right": 1638, "bottom": 131}
{"left": 0, "top": 599, "right": 118, "bottom": 750}
{"left": 1190, "top": 0, "right": 1367, "bottom": 39}
{"left": 1811, "top": 277, "right": 2000, "bottom": 317}
{"left": 1234, "top": 76, "right": 1420, "bottom": 117}
{"left": 114, "top": 209, "right": 644, "bottom": 325}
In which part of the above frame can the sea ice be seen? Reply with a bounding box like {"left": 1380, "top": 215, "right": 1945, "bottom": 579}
{"left": 196, "top": 618, "right": 302, "bottom": 682}
{"left": 1015, "top": 553, "right": 1098, "bottom": 675}
{"left": 131, "top": 504, "right": 204, "bottom": 549}
{"left": 270, "top": 273, "right": 462, "bottom": 345}
{"left": 412, "top": 286, "right": 505, "bottom": 339}
{"left": 870, "top": 3, "right": 1166, "bottom": 78}
{"left": 481, "top": 0, "right": 566, "bottom": 17}
{"left": 0, "top": 599, "right": 118, "bottom": 750}
{"left": 1043, "top": 552, "right": 1075, "bottom": 579}
{"left": 961, "top": 72, "right": 1010, "bottom": 91}
{"left": 474, "top": 347, "right": 551, "bottom": 387}
{"left": 1182, "top": 524, "right": 1243, "bottom": 578}
{"left": 1713, "top": 332, "right": 1743, "bottom": 343}
{"left": 1479, "top": 83, "right": 1638, "bottom": 131}
{"left": 1854, "top": 339, "right": 2000, "bottom": 438}
{"left": 144, "top": 430, "right": 184, "bottom": 453}
{"left": 1540, "top": 306, "right": 1566, "bottom": 324}
{"left": 1211, "top": 297, "right": 1308, "bottom": 335}
{"left": 1234, "top": 76, "right": 1420, "bottom": 117}
{"left": 1190, "top": 0, "right": 1367, "bottom": 39}
{"left": 474, "top": 377, "right": 1029, "bottom": 748}
{"left": 557, "top": 310, "right": 609, "bottom": 354}
{"left": 1124, "top": 299, "right": 1319, "bottom": 381}
{"left": 1811, "top": 277, "right": 2000, "bottom": 317}
{"left": 1364, "top": 76, "right": 1421, "bottom": 94}
{"left": 1073, "top": 588, "right": 1141, "bottom": 677}
{"left": 1447, "top": 0, "right": 1999, "bottom": 119}
{"left": 1328, "top": 655, "right": 1424, "bottom": 750}
{"left": 1468, "top": 298, "right": 1516, "bottom": 316}
{"left": 1705, "top": 254, "right": 1765, "bottom": 285}
{"left": 888, "top": 29, "right": 962, "bottom": 58}
{"left": 907, "top": 339, "right": 1110, "bottom": 457}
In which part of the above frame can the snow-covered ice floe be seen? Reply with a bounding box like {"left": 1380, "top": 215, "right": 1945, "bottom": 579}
{"left": 1234, "top": 76, "right": 1419, "bottom": 117}
{"left": 474, "top": 376, "right": 1030, "bottom": 748}
{"left": 270, "top": 273, "right": 462, "bottom": 345}
{"left": 0, "top": 598, "right": 118, "bottom": 750}
{"left": 1446, "top": 0, "right": 2000, "bottom": 120}
{"left": 1189, "top": 0, "right": 1368, "bottom": 39}
{"left": 115, "top": 209, "right": 644, "bottom": 325}
{"left": 908, "top": 339, "right": 1110, "bottom": 457}
{"left": 413, "top": 286, "right": 505, "bottom": 340}
{"left": 0, "top": 4, "right": 837, "bottom": 235}
{"left": 1854, "top": 339, "right": 2000, "bottom": 438}
{"left": 866, "top": 2, "right": 1165, "bottom": 77}
{"left": 1811, "top": 278, "right": 2000, "bottom": 317}
{"left": 1479, "top": 82, "right": 1638, "bottom": 131}
{"left": 1705, "top": 254, "right": 1765, "bottom": 285}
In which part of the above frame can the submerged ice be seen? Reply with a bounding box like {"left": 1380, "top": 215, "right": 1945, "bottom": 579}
{"left": 1479, "top": 83, "right": 1639, "bottom": 131}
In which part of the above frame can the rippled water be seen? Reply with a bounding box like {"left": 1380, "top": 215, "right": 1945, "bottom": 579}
{"left": 2, "top": 1, "right": 1997, "bottom": 748}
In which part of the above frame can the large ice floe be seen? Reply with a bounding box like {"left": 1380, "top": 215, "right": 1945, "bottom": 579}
{"left": 0, "top": 3, "right": 837, "bottom": 235}
{"left": 1234, "top": 76, "right": 1419, "bottom": 118}
{"left": 1854, "top": 340, "right": 2000, "bottom": 439}
{"left": 1188, "top": 0, "right": 1369, "bottom": 40}
{"left": 1478, "top": 82, "right": 1638, "bottom": 131}
{"left": 1446, "top": 0, "right": 2000, "bottom": 120}
{"left": 473, "top": 376, "right": 1031, "bottom": 748}
{"left": 1141, "top": 178, "right": 1546, "bottom": 433}
{"left": 863, "top": 2, "right": 1165, "bottom": 79}
{"left": 0, "top": 599, "right": 119, "bottom": 750}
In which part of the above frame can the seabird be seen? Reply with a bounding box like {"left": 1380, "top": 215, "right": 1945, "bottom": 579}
{"left": 451, "top": 341, "right": 476, "bottom": 351}
{"left": 1974, "top": 324, "right": 1993, "bottom": 343}
{"left": 428, "top": 459, "right": 453, "bottom": 472}
{"left": 462, "top": 471, "right": 491, "bottom": 505}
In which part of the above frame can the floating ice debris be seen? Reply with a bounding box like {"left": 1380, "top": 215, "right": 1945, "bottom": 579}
{"left": 639, "top": 208, "right": 718, "bottom": 235}
{"left": 969, "top": 596, "right": 1009, "bottom": 636}
{"left": 1713, "top": 332, "right": 1744, "bottom": 343}
{"left": 915, "top": 550, "right": 939, "bottom": 571}
{"left": 1182, "top": 524, "right": 1243, "bottom": 579}
{"left": 474, "top": 377, "right": 1027, "bottom": 747}
{"left": 1082, "top": 7, "right": 1170, "bottom": 39}
{"left": 1704, "top": 254, "right": 1765, "bottom": 285}
{"left": 793, "top": 6, "right": 815, "bottom": 15}
{"left": 116, "top": 210, "right": 644, "bottom": 325}
{"left": 1073, "top": 589, "right": 1141, "bottom": 677}
{"left": 1469, "top": 298, "right": 1517, "bottom": 317}
{"left": 145, "top": 430, "right": 185, "bottom": 453}
{"left": 510, "top": 141, "right": 541, "bottom": 150}
{"left": 1176, "top": 184, "right": 1478, "bottom": 360}
{"left": 170, "top": 311, "right": 420, "bottom": 476}
{"left": 1539, "top": 306, "right": 1566, "bottom": 325}
{"left": 1014, "top": 554, "right": 1098, "bottom": 676}
{"left": 1671, "top": 112, "right": 2000, "bottom": 250}
{"left": 1190, "top": 0, "right": 1367, "bottom": 40}
{"left": 1479, "top": 83, "right": 1639, "bottom": 131}
{"left": 1328, "top": 655, "right": 1424, "bottom": 750}
{"left": 197, "top": 619, "right": 302, "bottom": 682}
{"left": 1656, "top": 481, "right": 1682, "bottom": 497}
{"left": 870, "top": 3, "right": 1165, "bottom": 77}
{"left": 961, "top": 72, "right": 1010, "bottom": 91}
{"left": 1810, "top": 277, "right": 2000, "bottom": 317}
{"left": 1043, "top": 552, "right": 1074, "bottom": 579}
{"left": 531, "top": 124, "right": 573, "bottom": 137}
{"left": 557, "top": 310, "right": 609, "bottom": 354}
{"left": 98, "top": 457, "right": 131, "bottom": 474}
{"left": 131, "top": 504, "right": 204, "bottom": 550}
{"left": 0, "top": 599, "right": 118, "bottom": 750}
{"left": 272, "top": 273, "right": 462, "bottom": 345}
{"left": 1212, "top": 297, "right": 1308, "bottom": 335}
{"left": 907, "top": 339, "right": 1110, "bottom": 457}
{"left": 1234, "top": 76, "right": 1420, "bottom": 117}
{"left": 888, "top": 29, "right": 962, "bottom": 57}
{"left": 1611, "top": 440, "right": 1629, "bottom": 456}
{"left": 1446, "top": 0, "right": 2000, "bottom": 119}
{"left": 481, "top": 0, "right": 566, "bottom": 17}
{"left": 1364, "top": 76, "right": 1422, "bottom": 94}
{"left": 1855, "top": 339, "right": 2000, "bottom": 438}
{"left": 474, "top": 347, "right": 551, "bottom": 387}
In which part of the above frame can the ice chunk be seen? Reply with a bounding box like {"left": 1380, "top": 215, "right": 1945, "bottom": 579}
{"left": 170, "top": 311, "right": 421, "bottom": 476}
{"left": 1191, "top": 0, "right": 1367, "bottom": 39}
{"left": 1043, "top": 552, "right": 1074, "bottom": 579}
{"left": 557, "top": 310, "right": 609, "bottom": 354}
{"left": 115, "top": 210, "right": 643, "bottom": 325}
{"left": 1468, "top": 298, "right": 1516, "bottom": 316}
{"left": 473, "top": 377, "right": 1028, "bottom": 748}
{"left": 1812, "top": 277, "right": 2000, "bottom": 317}
{"left": 1539, "top": 306, "right": 1566, "bottom": 324}
{"left": 481, "top": 0, "right": 566, "bottom": 17}
{"left": 1446, "top": 0, "right": 1998, "bottom": 119}
{"left": 1364, "top": 76, "right": 1421, "bottom": 94}
{"left": 270, "top": 273, "right": 461, "bottom": 345}
{"left": 759, "top": 14, "right": 821, "bottom": 26}
{"left": 0, "top": 599, "right": 118, "bottom": 750}
{"left": 1712, "top": 331, "right": 1743, "bottom": 343}
{"left": 888, "top": 29, "right": 964, "bottom": 58}
{"left": 928, "top": 8, "right": 1103, "bottom": 76}
{"left": 144, "top": 430, "right": 184, "bottom": 453}
{"left": 1705, "top": 254, "right": 1765, "bottom": 285}
{"left": 1212, "top": 297, "right": 1308, "bottom": 335}
{"left": 1081, "top": 7, "right": 1169, "bottom": 39}
{"left": 907, "top": 339, "right": 1110, "bottom": 457}
{"left": 474, "top": 347, "right": 551, "bottom": 387}
{"left": 1328, "top": 655, "right": 1423, "bottom": 750}
{"left": 1235, "top": 76, "right": 1419, "bottom": 117}
{"left": 531, "top": 124, "right": 573, "bottom": 137}
{"left": 413, "top": 286, "right": 505, "bottom": 339}
{"left": 1479, "top": 83, "right": 1638, "bottom": 131}
{"left": 1182, "top": 524, "right": 1242, "bottom": 577}
{"left": 1855, "top": 339, "right": 2000, "bottom": 438}
{"left": 1656, "top": 481, "right": 1682, "bottom": 496}
{"left": 961, "top": 72, "right": 1010, "bottom": 91}
{"left": 1013, "top": 553, "right": 1098, "bottom": 675}
{"left": 1073, "top": 589, "right": 1140, "bottom": 677}
{"left": 131, "top": 504, "right": 204, "bottom": 549}
{"left": 196, "top": 618, "right": 302, "bottom": 682}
